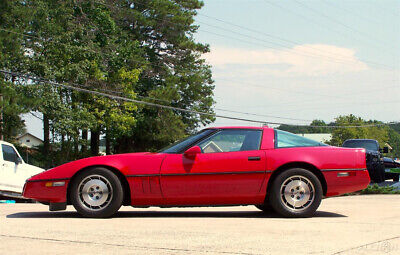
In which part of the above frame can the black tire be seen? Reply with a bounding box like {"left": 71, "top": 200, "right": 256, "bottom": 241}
{"left": 373, "top": 165, "right": 385, "bottom": 183}
{"left": 255, "top": 201, "right": 274, "bottom": 213}
{"left": 70, "top": 167, "right": 123, "bottom": 218}
{"left": 269, "top": 168, "right": 323, "bottom": 218}
{"left": 393, "top": 174, "right": 399, "bottom": 182}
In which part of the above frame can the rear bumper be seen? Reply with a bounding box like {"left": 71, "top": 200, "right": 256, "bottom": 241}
{"left": 323, "top": 169, "right": 370, "bottom": 197}
{"left": 23, "top": 179, "right": 69, "bottom": 203}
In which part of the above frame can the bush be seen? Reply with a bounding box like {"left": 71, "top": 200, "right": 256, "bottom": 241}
{"left": 359, "top": 184, "right": 400, "bottom": 194}
{"left": 345, "top": 184, "right": 400, "bottom": 195}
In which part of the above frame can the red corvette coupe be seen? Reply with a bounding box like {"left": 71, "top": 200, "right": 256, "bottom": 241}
{"left": 23, "top": 126, "right": 370, "bottom": 218}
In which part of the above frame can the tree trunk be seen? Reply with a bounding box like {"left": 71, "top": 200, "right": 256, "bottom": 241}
{"left": 90, "top": 130, "right": 99, "bottom": 156}
{"left": 43, "top": 114, "right": 50, "bottom": 168}
{"left": 105, "top": 129, "right": 111, "bottom": 155}
{"left": 74, "top": 129, "right": 79, "bottom": 155}
{"left": 81, "top": 129, "right": 88, "bottom": 153}
{"left": 60, "top": 134, "right": 65, "bottom": 152}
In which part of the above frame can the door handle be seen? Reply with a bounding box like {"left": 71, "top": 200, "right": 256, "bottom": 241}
{"left": 248, "top": 156, "right": 261, "bottom": 161}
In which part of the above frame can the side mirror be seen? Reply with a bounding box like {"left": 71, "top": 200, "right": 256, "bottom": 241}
{"left": 381, "top": 147, "right": 389, "bottom": 154}
{"left": 184, "top": 146, "right": 202, "bottom": 157}
{"left": 15, "top": 157, "right": 22, "bottom": 164}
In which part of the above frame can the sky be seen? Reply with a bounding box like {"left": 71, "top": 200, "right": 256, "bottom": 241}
{"left": 23, "top": 0, "right": 400, "bottom": 139}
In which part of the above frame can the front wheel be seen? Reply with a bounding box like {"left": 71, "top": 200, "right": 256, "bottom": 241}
{"left": 70, "top": 167, "right": 124, "bottom": 218}
{"left": 269, "top": 168, "right": 322, "bottom": 218}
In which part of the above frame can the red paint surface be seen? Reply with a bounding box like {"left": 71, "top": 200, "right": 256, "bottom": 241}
{"left": 23, "top": 126, "right": 370, "bottom": 206}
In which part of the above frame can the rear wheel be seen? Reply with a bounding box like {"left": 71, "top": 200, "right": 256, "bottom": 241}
{"left": 70, "top": 167, "right": 123, "bottom": 218}
{"left": 372, "top": 165, "right": 385, "bottom": 183}
{"left": 269, "top": 168, "right": 322, "bottom": 218}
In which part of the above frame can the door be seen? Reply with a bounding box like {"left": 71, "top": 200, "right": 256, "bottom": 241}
{"left": 160, "top": 129, "right": 267, "bottom": 205}
{"left": 0, "top": 144, "right": 24, "bottom": 193}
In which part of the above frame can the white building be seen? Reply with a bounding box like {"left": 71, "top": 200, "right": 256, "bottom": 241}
{"left": 300, "top": 133, "right": 332, "bottom": 144}
{"left": 17, "top": 133, "right": 43, "bottom": 148}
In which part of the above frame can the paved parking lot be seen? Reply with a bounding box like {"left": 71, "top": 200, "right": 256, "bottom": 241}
{"left": 1, "top": 195, "right": 399, "bottom": 255}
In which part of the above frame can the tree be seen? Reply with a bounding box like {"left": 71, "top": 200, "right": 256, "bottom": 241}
{"left": 106, "top": 0, "right": 215, "bottom": 152}
{"left": 278, "top": 119, "right": 329, "bottom": 134}
{"left": 388, "top": 127, "right": 400, "bottom": 158}
{"left": 0, "top": 0, "right": 215, "bottom": 166}
{"left": 0, "top": 80, "right": 34, "bottom": 141}
{"left": 329, "top": 115, "right": 389, "bottom": 147}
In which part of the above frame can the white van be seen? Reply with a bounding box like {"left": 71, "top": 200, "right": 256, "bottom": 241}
{"left": 0, "top": 140, "right": 44, "bottom": 198}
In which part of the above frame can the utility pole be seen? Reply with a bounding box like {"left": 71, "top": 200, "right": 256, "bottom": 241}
{"left": 0, "top": 93, "right": 3, "bottom": 141}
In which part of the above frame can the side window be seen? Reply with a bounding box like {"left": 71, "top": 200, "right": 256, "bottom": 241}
{"left": 2, "top": 144, "right": 19, "bottom": 163}
{"left": 197, "top": 130, "right": 262, "bottom": 153}
{"left": 275, "top": 130, "right": 324, "bottom": 148}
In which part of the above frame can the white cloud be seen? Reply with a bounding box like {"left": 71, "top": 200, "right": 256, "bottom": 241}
{"left": 204, "top": 44, "right": 368, "bottom": 76}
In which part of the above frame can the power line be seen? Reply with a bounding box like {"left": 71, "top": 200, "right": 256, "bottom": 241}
{"left": 198, "top": 24, "right": 370, "bottom": 69}
{"left": 216, "top": 77, "right": 399, "bottom": 112}
{"left": 0, "top": 27, "right": 350, "bottom": 107}
{"left": 1, "top": 26, "right": 378, "bottom": 104}
{"left": 124, "top": 93, "right": 312, "bottom": 122}
{"left": 1, "top": 69, "right": 399, "bottom": 129}
{"left": 291, "top": 0, "right": 391, "bottom": 51}
{"left": 93, "top": 0, "right": 395, "bottom": 70}
{"left": 262, "top": 0, "right": 395, "bottom": 58}
{"left": 1, "top": 2, "right": 398, "bottom": 124}
{"left": 4, "top": 23, "right": 397, "bottom": 116}
{"left": 2, "top": 2, "right": 398, "bottom": 102}
{"left": 0, "top": 69, "right": 278, "bottom": 125}
{"left": 197, "top": 13, "right": 393, "bottom": 70}
{"left": 321, "top": 0, "right": 384, "bottom": 25}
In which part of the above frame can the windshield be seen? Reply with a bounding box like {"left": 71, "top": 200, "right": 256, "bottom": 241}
{"left": 161, "top": 129, "right": 216, "bottom": 153}
{"left": 342, "top": 140, "right": 379, "bottom": 151}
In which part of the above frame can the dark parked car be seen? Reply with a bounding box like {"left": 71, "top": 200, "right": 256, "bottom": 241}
{"left": 342, "top": 139, "right": 387, "bottom": 183}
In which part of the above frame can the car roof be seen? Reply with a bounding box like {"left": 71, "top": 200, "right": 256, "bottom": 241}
{"left": 0, "top": 140, "right": 15, "bottom": 147}
{"left": 344, "top": 139, "right": 377, "bottom": 142}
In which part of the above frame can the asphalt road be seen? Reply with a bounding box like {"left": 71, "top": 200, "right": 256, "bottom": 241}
{"left": 1, "top": 195, "right": 399, "bottom": 255}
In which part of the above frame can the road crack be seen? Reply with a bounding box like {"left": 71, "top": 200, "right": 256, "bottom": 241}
{"left": 0, "top": 234, "right": 259, "bottom": 255}
{"left": 331, "top": 235, "right": 400, "bottom": 254}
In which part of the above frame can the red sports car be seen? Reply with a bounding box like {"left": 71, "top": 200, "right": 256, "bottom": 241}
{"left": 23, "top": 126, "right": 370, "bottom": 218}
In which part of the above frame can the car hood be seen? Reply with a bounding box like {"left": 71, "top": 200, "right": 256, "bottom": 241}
{"left": 23, "top": 163, "right": 45, "bottom": 174}
{"left": 28, "top": 152, "right": 167, "bottom": 181}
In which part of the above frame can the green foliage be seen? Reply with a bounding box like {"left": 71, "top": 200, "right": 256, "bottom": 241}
{"left": 358, "top": 184, "right": 400, "bottom": 195}
{"left": 278, "top": 115, "right": 400, "bottom": 158}
{"left": 388, "top": 125, "right": 400, "bottom": 158}
{"left": 278, "top": 119, "right": 330, "bottom": 134}
{"left": 0, "top": 80, "right": 35, "bottom": 141}
{"left": 329, "top": 115, "right": 388, "bottom": 146}
{"left": 1, "top": 0, "right": 214, "bottom": 166}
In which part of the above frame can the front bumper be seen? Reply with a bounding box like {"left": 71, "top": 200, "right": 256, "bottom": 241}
{"left": 23, "top": 179, "right": 69, "bottom": 204}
